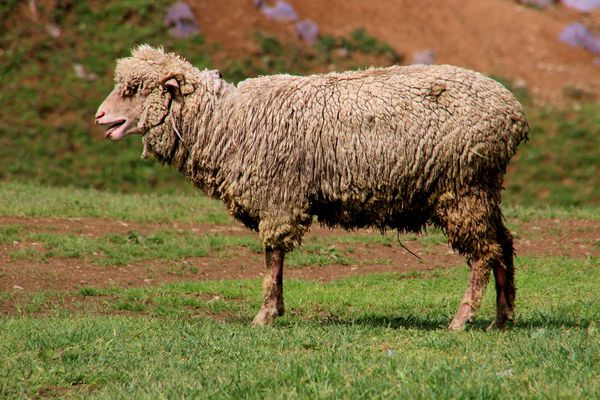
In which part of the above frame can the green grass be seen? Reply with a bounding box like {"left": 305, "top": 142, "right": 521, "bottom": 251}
{"left": 5, "top": 225, "right": 408, "bottom": 268}
{"left": 1, "top": 183, "right": 599, "bottom": 226}
{"left": 1, "top": 182, "right": 598, "bottom": 271}
{"left": 0, "top": 224, "right": 21, "bottom": 244}
{"left": 287, "top": 243, "right": 355, "bottom": 267}
{"left": 0, "top": 184, "right": 598, "bottom": 398}
{"left": 2, "top": 184, "right": 597, "bottom": 270}
{"left": 0, "top": 181, "right": 231, "bottom": 224}
{"left": 503, "top": 204, "right": 600, "bottom": 221}
{"left": 10, "top": 230, "right": 261, "bottom": 266}
{"left": 1, "top": 257, "right": 598, "bottom": 398}
{"left": 504, "top": 103, "right": 600, "bottom": 207}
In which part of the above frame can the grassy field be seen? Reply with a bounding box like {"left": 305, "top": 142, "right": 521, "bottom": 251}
{"left": 1, "top": 257, "right": 599, "bottom": 398}
{"left": 0, "top": 185, "right": 599, "bottom": 398}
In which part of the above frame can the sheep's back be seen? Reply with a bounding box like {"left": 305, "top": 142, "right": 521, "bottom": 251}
{"left": 220, "top": 65, "right": 528, "bottom": 223}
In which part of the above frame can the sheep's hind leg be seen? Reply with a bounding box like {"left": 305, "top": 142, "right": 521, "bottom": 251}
{"left": 488, "top": 224, "right": 516, "bottom": 330}
{"left": 252, "top": 247, "right": 285, "bottom": 326}
{"left": 448, "top": 250, "right": 494, "bottom": 331}
{"left": 436, "top": 191, "right": 506, "bottom": 331}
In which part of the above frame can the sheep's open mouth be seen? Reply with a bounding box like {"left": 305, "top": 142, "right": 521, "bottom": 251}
{"left": 104, "top": 120, "right": 126, "bottom": 139}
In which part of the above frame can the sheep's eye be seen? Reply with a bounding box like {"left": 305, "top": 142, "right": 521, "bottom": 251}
{"left": 122, "top": 86, "right": 138, "bottom": 97}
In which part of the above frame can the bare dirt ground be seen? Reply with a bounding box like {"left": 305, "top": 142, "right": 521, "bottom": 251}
{"left": 0, "top": 216, "right": 598, "bottom": 294}
{"left": 192, "top": 0, "right": 600, "bottom": 104}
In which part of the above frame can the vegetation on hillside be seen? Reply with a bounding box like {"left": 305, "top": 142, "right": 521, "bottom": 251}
{"left": 0, "top": 1, "right": 598, "bottom": 206}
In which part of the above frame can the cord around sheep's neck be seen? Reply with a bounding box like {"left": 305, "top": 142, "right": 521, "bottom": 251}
{"left": 142, "top": 75, "right": 239, "bottom": 198}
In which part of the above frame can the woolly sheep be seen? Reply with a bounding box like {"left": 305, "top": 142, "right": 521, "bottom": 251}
{"left": 95, "top": 45, "right": 529, "bottom": 330}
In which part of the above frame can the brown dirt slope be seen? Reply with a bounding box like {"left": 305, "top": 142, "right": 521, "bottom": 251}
{"left": 191, "top": 0, "right": 600, "bottom": 104}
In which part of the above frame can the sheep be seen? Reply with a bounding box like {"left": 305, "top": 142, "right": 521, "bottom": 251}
{"left": 95, "top": 45, "right": 529, "bottom": 330}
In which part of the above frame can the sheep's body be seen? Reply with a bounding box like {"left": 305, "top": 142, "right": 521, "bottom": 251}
{"left": 103, "top": 46, "right": 529, "bottom": 329}
{"left": 143, "top": 64, "right": 527, "bottom": 251}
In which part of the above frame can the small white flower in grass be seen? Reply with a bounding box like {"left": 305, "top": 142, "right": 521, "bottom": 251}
{"left": 587, "top": 321, "right": 597, "bottom": 335}
{"left": 496, "top": 368, "right": 514, "bottom": 378}
{"left": 208, "top": 295, "right": 222, "bottom": 304}
{"left": 530, "top": 328, "right": 547, "bottom": 339}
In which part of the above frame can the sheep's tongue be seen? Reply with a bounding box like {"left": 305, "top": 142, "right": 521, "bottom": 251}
{"left": 105, "top": 121, "right": 127, "bottom": 140}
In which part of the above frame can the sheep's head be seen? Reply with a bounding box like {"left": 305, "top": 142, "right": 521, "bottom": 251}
{"left": 96, "top": 45, "right": 228, "bottom": 164}
{"left": 95, "top": 45, "right": 201, "bottom": 141}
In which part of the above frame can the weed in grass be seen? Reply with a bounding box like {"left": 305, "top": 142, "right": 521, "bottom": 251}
{"left": 113, "top": 300, "right": 148, "bottom": 313}
{"left": 0, "top": 224, "right": 21, "bottom": 244}
{"left": 10, "top": 247, "right": 47, "bottom": 263}
{"left": 79, "top": 287, "right": 107, "bottom": 297}
{"left": 288, "top": 244, "right": 355, "bottom": 267}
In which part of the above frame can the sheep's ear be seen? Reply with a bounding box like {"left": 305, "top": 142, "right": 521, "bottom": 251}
{"left": 163, "top": 77, "right": 181, "bottom": 96}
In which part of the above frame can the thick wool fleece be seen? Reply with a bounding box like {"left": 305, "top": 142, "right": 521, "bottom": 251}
{"left": 117, "top": 46, "right": 529, "bottom": 251}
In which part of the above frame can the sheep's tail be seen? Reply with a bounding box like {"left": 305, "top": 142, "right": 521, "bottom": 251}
{"left": 506, "top": 110, "right": 530, "bottom": 168}
{"left": 510, "top": 112, "right": 530, "bottom": 149}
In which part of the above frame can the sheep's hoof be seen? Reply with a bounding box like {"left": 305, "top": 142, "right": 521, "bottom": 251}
{"left": 447, "top": 319, "right": 466, "bottom": 331}
{"left": 251, "top": 308, "right": 277, "bottom": 326}
{"left": 448, "top": 305, "right": 473, "bottom": 331}
{"left": 487, "top": 316, "right": 514, "bottom": 331}
{"left": 486, "top": 320, "right": 504, "bottom": 331}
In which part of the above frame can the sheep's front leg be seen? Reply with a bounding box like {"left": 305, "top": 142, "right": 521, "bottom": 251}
{"left": 252, "top": 247, "right": 285, "bottom": 326}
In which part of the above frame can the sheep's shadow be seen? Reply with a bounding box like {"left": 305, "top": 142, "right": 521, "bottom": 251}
{"left": 316, "top": 314, "right": 450, "bottom": 331}
{"left": 279, "top": 313, "right": 596, "bottom": 331}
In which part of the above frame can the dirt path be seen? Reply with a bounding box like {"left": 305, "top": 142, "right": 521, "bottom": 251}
{"left": 0, "top": 216, "right": 598, "bottom": 293}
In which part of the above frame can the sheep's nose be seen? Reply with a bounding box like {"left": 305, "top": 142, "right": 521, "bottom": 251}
{"left": 95, "top": 110, "right": 105, "bottom": 122}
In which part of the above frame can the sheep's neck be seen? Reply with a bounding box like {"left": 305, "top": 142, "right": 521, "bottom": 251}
{"left": 172, "top": 83, "right": 238, "bottom": 198}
